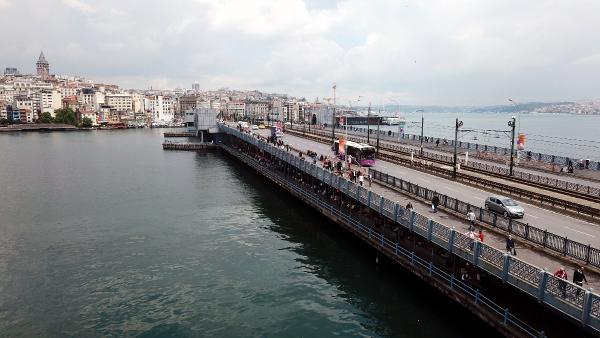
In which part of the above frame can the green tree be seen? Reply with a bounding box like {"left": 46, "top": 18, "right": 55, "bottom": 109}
{"left": 81, "top": 117, "right": 93, "bottom": 128}
{"left": 39, "top": 112, "right": 54, "bottom": 124}
{"left": 53, "top": 108, "right": 77, "bottom": 126}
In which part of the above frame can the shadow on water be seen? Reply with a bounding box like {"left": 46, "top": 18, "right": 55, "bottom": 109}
{"left": 218, "top": 153, "right": 502, "bottom": 338}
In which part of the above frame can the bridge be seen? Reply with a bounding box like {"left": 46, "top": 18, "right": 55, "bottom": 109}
{"left": 167, "top": 123, "right": 600, "bottom": 337}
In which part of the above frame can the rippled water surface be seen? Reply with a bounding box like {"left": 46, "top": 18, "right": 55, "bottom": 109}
{"left": 0, "top": 129, "right": 499, "bottom": 337}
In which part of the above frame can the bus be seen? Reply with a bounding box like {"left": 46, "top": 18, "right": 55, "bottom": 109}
{"left": 332, "top": 139, "right": 376, "bottom": 166}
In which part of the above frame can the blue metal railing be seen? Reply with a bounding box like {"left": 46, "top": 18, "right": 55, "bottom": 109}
{"left": 220, "top": 124, "right": 600, "bottom": 334}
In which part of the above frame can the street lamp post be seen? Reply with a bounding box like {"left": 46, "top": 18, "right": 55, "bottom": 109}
{"left": 331, "top": 84, "right": 336, "bottom": 144}
{"left": 508, "top": 116, "right": 516, "bottom": 176}
{"left": 376, "top": 108, "right": 381, "bottom": 156}
{"left": 415, "top": 109, "right": 424, "bottom": 156}
{"left": 367, "top": 102, "right": 371, "bottom": 144}
{"left": 453, "top": 118, "right": 463, "bottom": 179}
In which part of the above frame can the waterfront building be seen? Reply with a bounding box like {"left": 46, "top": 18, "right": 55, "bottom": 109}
{"left": 36, "top": 52, "right": 50, "bottom": 79}
{"left": 246, "top": 100, "right": 270, "bottom": 122}
{"left": 226, "top": 100, "right": 246, "bottom": 120}
{"left": 77, "top": 110, "right": 98, "bottom": 126}
{"left": 105, "top": 93, "right": 133, "bottom": 112}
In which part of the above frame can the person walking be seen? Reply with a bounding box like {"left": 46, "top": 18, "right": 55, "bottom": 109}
{"left": 573, "top": 267, "right": 588, "bottom": 296}
{"left": 405, "top": 202, "right": 413, "bottom": 212}
{"left": 431, "top": 195, "right": 440, "bottom": 213}
{"left": 478, "top": 230, "right": 484, "bottom": 243}
{"left": 554, "top": 267, "right": 568, "bottom": 298}
{"left": 368, "top": 173, "right": 372, "bottom": 187}
{"left": 358, "top": 173, "right": 364, "bottom": 186}
{"left": 466, "top": 209, "right": 476, "bottom": 231}
{"left": 506, "top": 235, "right": 516, "bottom": 255}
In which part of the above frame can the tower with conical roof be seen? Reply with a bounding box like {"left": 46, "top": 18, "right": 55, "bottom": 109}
{"left": 36, "top": 51, "right": 49, "bottom": 79}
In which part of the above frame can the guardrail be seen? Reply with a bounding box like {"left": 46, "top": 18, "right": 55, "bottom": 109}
{"left": 316, "top": 124, "right": 600, "bottom": 171}
{"left": 221, "top": 145, "right": 543, "bottom": 337}
{"left": 221, "top": 124, "right": 600, "bottom": 334}
{"left": 369, "top": 168, "right": 600, "bottom": 268}
{"left": 289, "top": 126, "right": 600, "bottom": 199}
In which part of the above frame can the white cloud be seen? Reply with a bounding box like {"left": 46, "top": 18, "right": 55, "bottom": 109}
{"left": 63, "top": 0, "right": 95, "bottom": 13}
{"left": 3, "top": 0, "right": 600, "bottom": 105}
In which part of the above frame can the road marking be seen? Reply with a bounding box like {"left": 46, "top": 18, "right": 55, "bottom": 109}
{"left": 564, "top": 226, "right": 596, "bottom": 238}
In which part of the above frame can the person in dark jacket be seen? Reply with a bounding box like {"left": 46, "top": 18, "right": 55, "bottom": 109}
{"left": 506, "top": 235, "right": 516, "bottom": 255}
{"left": 573, "top": 267, "right": 588, "bottom": 296}
{"left": 431, "top": 195, "right": 440, "bottom": 213}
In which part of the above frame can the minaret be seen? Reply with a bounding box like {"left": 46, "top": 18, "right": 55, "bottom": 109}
{"left": 36, "top": 51, "right": 49, "bottom": 79}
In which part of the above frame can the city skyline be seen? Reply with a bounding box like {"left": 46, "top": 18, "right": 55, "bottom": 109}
{"left": 1, "top": 0, "right": 600, "bottom": 105}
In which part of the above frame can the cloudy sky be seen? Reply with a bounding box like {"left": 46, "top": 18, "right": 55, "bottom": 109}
{"left": 1, "top": 0, "right": 599, "bottom": 105}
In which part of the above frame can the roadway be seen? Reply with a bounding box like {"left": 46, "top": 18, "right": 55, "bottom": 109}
{"left": 261, "top": 128, "right": 600, "bottom": 247}
{"left": 301, "top": 125, "right": 600, "bottom": 188}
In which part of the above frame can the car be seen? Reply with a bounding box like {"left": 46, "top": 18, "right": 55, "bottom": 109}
{"left": 258, "top": 124, "right": 266, "bottom": 129}
{"left": 484, "top": 196, "right": 525, "bottom": 218}
{"left": 251, "top": 124, "right": 259, "bottom": 130}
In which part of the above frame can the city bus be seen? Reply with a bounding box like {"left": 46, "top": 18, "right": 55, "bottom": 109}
{"left": 332, "top": 140, "right": 376, "bottom": 166}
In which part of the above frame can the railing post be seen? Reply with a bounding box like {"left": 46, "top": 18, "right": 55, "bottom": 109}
{"left": 475, "top": 289, "right": 480, "bottom": 304}
{"left": 586, "top": 245, "right": 591, "bottom": 264}
{"left": 410, "top": 211, "right": 416, "bottom": 232}
{"left": 448, "top": 227, "right": 456, "bottom": 253}
{"left": 501, "top": 254, "right": 510, "bottom": 282}
{"left": 543, "top": 230, "right": 548, "bottom": 247}
{"left": 581, "top": 290, "right": 593, "bottom": 325}
{"left": 563, "top": 237, "right": 568, "bottom": 255}
{"left": 427, "top": 220, "right": 433, "bottom": 242}
{"left": 379, "top": 196, "right": 384, "bottom": 214}
{"left": 473, "top": 240, "right": 481, "bottom": 266}
{"left": 503, "top": 308, "right": 509, "bottom": 325}
{"left": 537, "top": 270, "right": 548, "bottom": 302}
{"left": 367, "top": 190, "right": 372, "bottom": 208}
{"left": 394, "top": 203, "right": 399, "bottom": 223}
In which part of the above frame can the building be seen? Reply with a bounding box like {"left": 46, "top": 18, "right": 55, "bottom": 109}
{"left": 105, "top": 93, "right": 133, "bottom": 112}
{"left": 147, "top": 95, "right": 174, "bottom": 124}
{"left": 4, "top": 68, "right": 19, "bottom": 76}
{"left": 184, "top": 108, "right": 218, "bottom": 141}
{"left": 77, "top": 110, "right": 98, "bottom": 126}
{"left": 246, "top": 101, "right": 270, "bottom": 122}
{"left": 226, "top": 101, "right": 246, "bottom": 120}
{"left": 36, "top": 51, "right": 50, "bottom": 79}
{"left": 39, "top": 90, "right": 62, "bottom": 116}
{"left": 192, "top": 82, "right": 200, "bottom": 91}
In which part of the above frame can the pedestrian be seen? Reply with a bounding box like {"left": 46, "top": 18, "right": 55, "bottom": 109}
{"left": 358, "top": 173, "right": 364, "bottom": 186}
{"left": 436, "top": 139, "right": 440, "bottom": 147}
{"left": 368, "top": 173, "right": 372, "bottom": 187}
{"left": 506, "top": 235, "right": 516, "bottom": 255}
{"left": 466, "top": 231, "right": 476, "bottom": 251}
{"left": 431, "top": 195, "right": 440, "bottom": 213}
{"left": 405, "top": 202, "right": 413, "bottom": 212}
{"left": 573, "top": 266, "right": 588, "bottom": 296}
{"left": 554, "top": 267, "right": 568, "bottom": 298}
{"left": 478, "top": 230, "right": 484, "bottom": 243}
{"left": 585, "top": 158, "right": 590, "bottom": 169}
{"left": 466, "top": 209, "right": 476, "bottom": 231}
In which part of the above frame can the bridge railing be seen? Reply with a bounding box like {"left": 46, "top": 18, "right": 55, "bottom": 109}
{"left": 370, "top": 168, "right": 600, "bottom": 269}
{"left": 220, "top": 124, "right": 600, "bottom": 333}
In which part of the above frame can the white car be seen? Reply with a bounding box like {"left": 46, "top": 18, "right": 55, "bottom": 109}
{"left": 252, "top": 124, "right": 259, "bottom": 130}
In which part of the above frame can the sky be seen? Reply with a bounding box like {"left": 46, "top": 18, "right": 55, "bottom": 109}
{"left": 1, "top": 0, "right": 600, "bottom": 106}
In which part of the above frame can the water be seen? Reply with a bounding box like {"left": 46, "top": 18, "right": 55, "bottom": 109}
{"left": 0, "top": 130, "right": 499, "bottom": 337}
{"left": 360, "top": 112, "right": 600, "bottom": 160}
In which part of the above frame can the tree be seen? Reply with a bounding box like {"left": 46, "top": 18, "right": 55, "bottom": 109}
{"left": 53, "top": 108, "right": 77, "bottom": 126}
{"left": 81, "top": 117, "right": 93, "bottom": 128}
{"left": 39, "top": 112, "right": 54, "bottom": 124}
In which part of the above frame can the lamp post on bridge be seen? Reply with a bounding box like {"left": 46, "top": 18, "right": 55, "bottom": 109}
{"left": 453, "top": 118, "right": 463, "bottom": 179}
{"left": 415, "top": 109, "right": 424, "bottom": 156}
{"left": 331, "top": 84, "right": 336, "bottom": 144}
{"left": 508, "top": 116, "right": 516, "bottom": 176}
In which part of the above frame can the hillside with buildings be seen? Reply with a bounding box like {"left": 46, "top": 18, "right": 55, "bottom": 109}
{"left": 0, "top": 52, "right": 330, "bottom": 128}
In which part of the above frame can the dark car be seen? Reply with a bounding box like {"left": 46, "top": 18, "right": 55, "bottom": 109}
{"left": 484, "top": 196, "right": 525, "bottom": 218}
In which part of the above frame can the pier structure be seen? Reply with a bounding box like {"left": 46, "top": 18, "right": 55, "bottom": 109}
{"left": 215, "top": 123, "right": 600, "bottom": 337}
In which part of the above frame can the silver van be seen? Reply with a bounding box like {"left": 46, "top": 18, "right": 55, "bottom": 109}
{"left": 484, "top": 196, "right": 525, "bottom": 218}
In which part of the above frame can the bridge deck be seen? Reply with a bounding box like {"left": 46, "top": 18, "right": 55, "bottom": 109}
{"left": 250, "top": 126, "right": 600, "bottom": 289}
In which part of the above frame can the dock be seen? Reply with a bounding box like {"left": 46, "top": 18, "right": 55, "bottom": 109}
{"left": 162, "top": 142, "right": 217, "bottom": 151}
{"left": 163, "top": 132, "right": 196, "bottom": 137}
